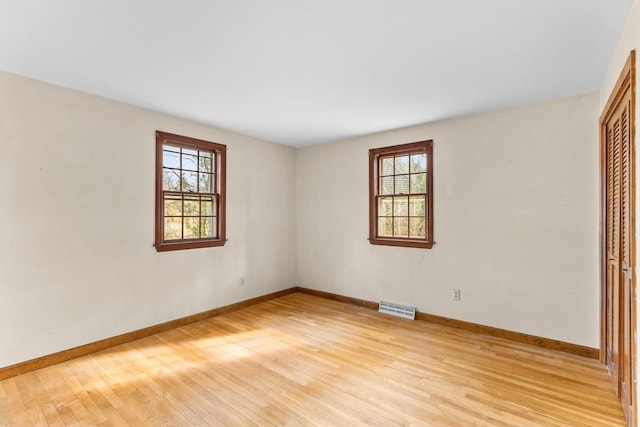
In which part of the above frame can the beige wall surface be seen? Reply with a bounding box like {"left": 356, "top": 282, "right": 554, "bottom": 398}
{"left": 0, "top": 71, "right": 297, "bottom": 368}
{"left": 0, "top": 45, "right": 614, "bottom": 367}
{"left": 297, "top": 92, "right": 600, "bottom": 347}
{"left": 600, "top": 0, "right": 639, "bottom": 113}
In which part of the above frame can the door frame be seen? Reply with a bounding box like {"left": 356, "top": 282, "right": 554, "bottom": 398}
{"left": 600, "top": 49, "right": 637, "bottom": 425}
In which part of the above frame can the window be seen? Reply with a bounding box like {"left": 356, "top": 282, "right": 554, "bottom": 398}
{"left": 155, "top": 131, "right": 226, "bottom": 252}
{"left": 369, "top": 140, "right": 434, "bottom": 248}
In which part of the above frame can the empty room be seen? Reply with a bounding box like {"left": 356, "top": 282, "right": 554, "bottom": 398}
{"left": 1, "top": 0, "right": 639, "bottom": 425}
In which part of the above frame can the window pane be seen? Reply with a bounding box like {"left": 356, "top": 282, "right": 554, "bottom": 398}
{"left": 380, "top": 176, "right": 394, "bottom": 195}
{"left": 380, "top": 157, "right": 394, "bottom": 176}
{"left": 393, "top": 217, "right": 409, "bottom": 237}
{"left": 201, "top": 217, "right": 215, "bottom": 238}
{"left": 409, "top": 196, "right": 426, "bottom": 217}
{"left": 395, "top": 155, "right": 409, "bottom": 174}
{"left": 184, "top": 217, "right": 200, "bottom": 238}
{"left": 163, "top": 147, "right": 180, "bottom": 169}
{"left": 368, "top": 140, "right": 432, "bottom": 248}
{"left": 199, "top": 173, "right": 213, "bottom": 193}
{"left": 410, "top": 173, "right": 427, "bottom": 194}
{"left": 156, "top": 132, "right": 227, "bottom": 251}
{"left": 201, "top": 196, "right": 215, "bottom": 216}
{"left": 162, "top": 168, "right": 180, "bottom": 191}
{"left": 393, "top": 196, "right": 408, "bottom": 216}
{"left": 395, "top": 175, "right": 409, "bottom": 194}
{"left": 182, "top": 150, "right": 198, "bottom": 171}
{"left": 378, "top": 197, "right": 393, "bottom": 216}
{"left": 409, "top": 217, "right": 426, "bottom": 238}
{"left": 378, "top": 217, "right": 393, "bottom": 237}
{"left": 164, "top": 217, "right": 182, "bottom": 240}
{"left": 184, "top": 195, "right": 199, "bottom": 216}
{"left": 182, "top": 171, "right": 198, "bottom": 192}
{"left": 198, "top": 153, "right": 212, "bottom": 173}
{"left": 164, "top": 194, "right": 182, "bottom": 216}
{"left": 410, "top": 153, "right": 426, "bottom": 173}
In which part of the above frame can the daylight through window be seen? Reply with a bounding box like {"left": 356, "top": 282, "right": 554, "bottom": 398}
{"left": 155, "top": 131, "right": 226, "bottom": 251}
{"left": 369, "top": 140, "right": 433, "bottom": 248}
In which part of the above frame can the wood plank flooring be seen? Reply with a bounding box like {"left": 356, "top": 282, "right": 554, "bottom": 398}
{"left": 0, "top": 293, "right": 626, "bottom": 426}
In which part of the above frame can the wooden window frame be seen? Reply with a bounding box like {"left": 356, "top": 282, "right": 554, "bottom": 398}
{"left": 369, "top": 140, "right": 434, "bottom": 249}
{"left": 154, "top": 131, "right": 227, "bottom": 252}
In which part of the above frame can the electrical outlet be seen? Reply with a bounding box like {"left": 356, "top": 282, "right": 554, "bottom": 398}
{"left": 453, "top": 289, "right": 461, "bottom": 301}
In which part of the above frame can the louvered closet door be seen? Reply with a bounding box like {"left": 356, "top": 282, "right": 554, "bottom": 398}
{"left": 618, "top": 86, "right": 633, "bottom": 417}
{"left": 604, "top": 84, "right": 633, "bottom": 416}
{"left": 602, "top": 50, "right": 636, "bottom": 426}
{"left": 606, "top": 111, "right": 622, "bottom": 393}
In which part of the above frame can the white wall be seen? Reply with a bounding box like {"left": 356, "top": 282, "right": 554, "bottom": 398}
{"left": 599, "top": 0, "right": 640, "bottom": 424}
{"left": 297, "top": 93, "right": 600, "bottom": 347}
{"left": 0, "top": 72, "right": 297, "bottom": 368}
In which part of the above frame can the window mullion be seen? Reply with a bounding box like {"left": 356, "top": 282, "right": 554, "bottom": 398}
{"left": 197, "top": 150, "right": 201, "bottom": 194}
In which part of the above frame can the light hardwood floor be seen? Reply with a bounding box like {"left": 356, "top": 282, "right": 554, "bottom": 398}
{"left": 0, "top": 293, "right": 626, "bottom": 426}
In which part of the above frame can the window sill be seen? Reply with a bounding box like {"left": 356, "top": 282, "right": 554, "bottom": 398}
{"left": 154, "top": 239, "right": 226, "bottom": 252}
{"left": 369, "top": 237, "right": 434, "bottom": 249}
